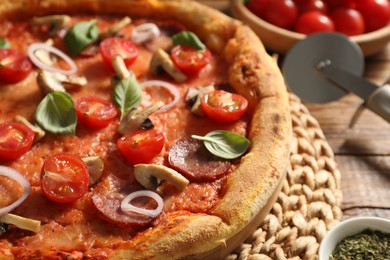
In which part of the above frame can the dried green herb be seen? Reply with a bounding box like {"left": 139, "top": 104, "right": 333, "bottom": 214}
{"left": 331, "top": 229, "right": 390, "bottom": 260}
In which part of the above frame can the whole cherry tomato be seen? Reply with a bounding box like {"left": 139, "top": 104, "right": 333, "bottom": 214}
{"left": 99, "top": 37, "right": 138, "bottom": 70}
{"left": 262, "top": 0, "right": 298, "bottom": 29}
{"left": 324, "top": 0, "right": 356, "bottom": 9}
{"left": 355, "top": 0, "right": 390, "bottom": 32}
{"left": 0, "top": 49, "right": 32, "bottom": 84}
{"left": 295, "top": 11, "right": 335, "bottom": 34}
{"left": 170, "top": 45, "right": 211, "bottom": 75}
{"left": 0, "top": 122, "right": 35, "bottom": 160}
{"left": 331, "top": 8, "right": 365, "bottom": 36}
{"left": 298, "top": 0, "right": 328, "bottom": 14}
{"left": 246, "top": 0, "right": 272, "bottom": 18}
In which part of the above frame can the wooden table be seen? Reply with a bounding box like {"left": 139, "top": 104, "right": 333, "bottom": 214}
{"left": 198, "top": 0, "right": 390, "bottom": 220}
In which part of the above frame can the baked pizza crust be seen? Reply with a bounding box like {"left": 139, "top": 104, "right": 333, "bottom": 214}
{"left": 0, "top": 0, "right": 292, "bottom": 259}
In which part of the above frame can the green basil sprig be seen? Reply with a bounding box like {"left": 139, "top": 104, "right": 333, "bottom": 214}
{"left": 64, "top": 20, "right": 99, "bottom": 56}
{"left": 113, "top": 77, "right": 142, "bottom": 118}
{"left": 172, "top": 31, "right": 205, "bottom": 51}
{"left": 0, "top": 38, "right": 10, "bottom": 49}
{"left": 192, "top": 130, "right": 250, "bottom": 159}
{"left": 35, "top": 91, "right": 77, "bottom": 135}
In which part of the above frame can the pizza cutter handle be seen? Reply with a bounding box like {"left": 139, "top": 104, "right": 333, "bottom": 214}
{"left": 366, "top": 84, "right": 390, "bottom": 123}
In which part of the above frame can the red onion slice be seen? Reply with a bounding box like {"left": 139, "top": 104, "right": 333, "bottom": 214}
{"left": 141, "top": 80, "right": 180, "bottom": 111}
{"left": 121, "top": 190, "right": 163, "bottom": 218}
{"left": 131, "top": 23, "right": 160, "bottom": 44}
{"left": 0, "top": 166, "right": 31, "bottom": 216}
{"left": 27, "top": 43, "right": 78, "bottom": 75}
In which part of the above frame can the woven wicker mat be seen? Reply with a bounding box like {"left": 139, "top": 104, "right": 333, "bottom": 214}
{"left": 226, "top": 93, "right": 343, "bottom": 260}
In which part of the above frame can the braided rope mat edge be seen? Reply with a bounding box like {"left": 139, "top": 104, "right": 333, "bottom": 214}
{"left": 226, "top": 93, "right": 343, "bottom": 260}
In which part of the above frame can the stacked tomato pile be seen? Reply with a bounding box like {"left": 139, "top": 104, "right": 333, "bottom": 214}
{"left": 246, "top": 0, "right": 390, "bottom": 36}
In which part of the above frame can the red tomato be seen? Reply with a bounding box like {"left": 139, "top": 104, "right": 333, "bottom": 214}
{"left": 246, "top": 0, "right": 272, "bottom": 18}
{"left": 75, "top": 96, "right": 118, "bottom": 129}
{"left": 324, "top": 0, "right": 356, "bottom": 9}
{"left": 117, "top": 129, "right": 165, "bottom": 164}
{"left": 295, "top": 11, "right": 335, "bottom": 34}
{"left": 170, "top": 45, "right": 211, "bottom": 74}
{"left": 262, "top": 0, "right": 298, "bottom": 29}
{"left": 298, "top": 0, "right": 328, "bottom": 14}
{"left": 0, "top": 122, "right": 35, "bottom": 160}
{"left": 356, "top": 0, "right": 390, "bottom": 32}
{"left": 99, "top": 37, "right": 138, "bottom": 70}
{"left": 41, "top": 154, "right": 89, "bottom": 204}
{"left": 0, "top": 49, "right": 32, "bottom": 84}
{"left": 331, "top": 8, "right": 365, "bottom": 36}
{"left": 201, "top": 90, "right": 248, "bottom": 123}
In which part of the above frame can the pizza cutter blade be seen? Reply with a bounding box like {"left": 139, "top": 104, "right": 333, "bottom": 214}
{"left": 282, "top": 32, "right": 390, "bottom": 123}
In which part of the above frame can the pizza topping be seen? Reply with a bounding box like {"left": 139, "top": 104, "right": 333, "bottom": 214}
{"left": 35, "top": 91, "right": 77, "bottom": 135}
{"left": 13, "top": 115, "right": 45, "bottom": 143}
{"left": 117, "top": 129, "right": 165, "bottom": 164}
{"left": 37, "top": 71, "right": 87, "bottom": 94}
{"left": 0, "top": 213, "right": 40, "bottom": 233}
{"left": 113, "top": 77, "right": 142, "bottom": 118}
{"left": 172, "top": 31, "right": 206, "bottom": 51}
{"left": 170, "top": 45, "right": 211, "bottom": 75}
{"left": 0, "top": 48, "right": 33, "bottom": 84}
{"left": 150, "top": 48, "right": 187, "bottom": 82}
{"left": 82, "top": 156, "right": 104, "bottom": 186}
{"left": 134, "top": 164, "right": 189, "bottom": 191}
{"left": 99, "top": 37, "right": 138, "bottom": 70}
{"left": 100, "top": 16, "right": 131, "bottom": 39}
{"left": 0, "top": 122, "right": 35, "bottom": 160}
{"left": 121, "top": 190, "right": 164, "bottom": 218}
{"left": 64, "top": 20, "right": 100, "bottom": 56}
{"left": 168, "top": 138, "right": 231, "bottom": 181}
{"left": 186, "top": 85, "right": 215, "bottom": 116}
{"left": 192, "top": 130, "right": 250, "bottom": 160}
{"left": 0, "top": 38, "right": 10, "bottom": 49}
{"left": 141, "top": 80, "right": 181, "bottom": 111}
{"left": 33, "top": 39, "right": 56, "bottom": 66}
{"left": 118, "top": 101, "right": 164, "bottom": 135}
{"left": 0, "top": 166, "right": 31, "bottom": 216}
{"left": 41, "top": 154, "right": 89, "bottom": 204}
{"left": 112, "top": 56, "right": 132, "bottom": 80}
{"left": 131, "top": 23, "right": 160, "bottom": 44}
{"left": 75, "top": 95, "right": 118, "bottom": 129}
{"left": 201, "top": 90, "right": 248, "bottom": 123}
{"left": 27, "top": 43, "right": 78, "bottom": 75}
{"left": 31, "top": 15, "right": 71, "bottom": 35}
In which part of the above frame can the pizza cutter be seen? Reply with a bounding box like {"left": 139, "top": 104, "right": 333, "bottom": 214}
{"left": 282, "top": 32, "right": 390, "bottom": 123}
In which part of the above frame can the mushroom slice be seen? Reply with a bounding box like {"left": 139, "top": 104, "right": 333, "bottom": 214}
{"left": 118, "top": 101, "right": 164, "bottom": 135}
{"left": 14, "top": 115, "right": 45, "bottom": 143}
{"left": 34, "top": 39, "right": 56, "bottom": 66}
{"left": 100, "top": 16, "right": 131, "bottom": 39}
{"left": 82, "top": 156, "right": 104, "bottom": 186}
{"left": 112, "top": 56, "right": 132, "bottom": 80}
{"left": 150, "top": 48, "right": 187, "bottom": 83}
{"left": 37, "top": 71, "right": 87, "bottom": 94}
{"left": 134, "top": 164, "right": 189, "bottom": 191}
{"left": 189, "top": 85, "right": 215, "bottom": 116}
{"left": 31, "top": 15, "right": 71, "bottom": 35}
{"left": 0, "top": 214, "right": 40, "bottom": 233}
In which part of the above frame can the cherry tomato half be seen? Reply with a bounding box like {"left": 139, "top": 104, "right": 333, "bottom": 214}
{"left": 41, "top": 154, "right": 89, "bottom": 204}
{"left": 201, "top": 90, "right": 248, "bottom": 123}
{"left": 0, "top": 49, "right": 33, "bottom": 84}
{"left": 75, "top": 96, "right": 118, "bottom": 129}
{"left": 356, "top": 0, "right": 390, "bottom": 32}
{"left": 170, "top": 45, "right": 211, "bottom": 74}
{"left": 295, "top": 11, "right": 335, "bottom": 34}
{"left": 262, "top": 0, "right": 298, "bottom": 29}
{"left": 117, "top": 129, "right": 165, "bottom": 164}
{"left": 0, "top": 122, "right": 35, "bottom": 160}
{"left": 99, "top": 37, "right": 139, "bottom": 70}
{"left": 331, "top": 8, "right": 365, "bottom": 36}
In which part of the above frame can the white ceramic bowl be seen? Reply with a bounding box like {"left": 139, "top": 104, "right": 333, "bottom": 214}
{"left": 318, "top": 216, "right": 390, "bottom": 260}
{"left": 230, "top": 0, "right": 390, "bottom": 57}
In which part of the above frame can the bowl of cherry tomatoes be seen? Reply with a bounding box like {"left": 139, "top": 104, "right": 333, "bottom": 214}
{"left": 230, "top": 0, "right": 390, "bottom": 56}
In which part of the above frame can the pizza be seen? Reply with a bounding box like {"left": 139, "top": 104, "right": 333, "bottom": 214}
{"left": 0, "top": 0, "right": 292, "bottom": 259}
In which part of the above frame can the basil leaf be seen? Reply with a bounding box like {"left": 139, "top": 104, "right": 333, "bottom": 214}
{"left": 35, "top": 91, "right": 77, "bottom": 135}
{"left": 0, "top": 38, "right": 10, "bottom": 49}
{"left": 192, "top": 130, "right": 250, "bottom": 159}
{"left": 64, "top": 20, "right": 99, "bottom": 56}
{"left": 172, "top": 31, "right": 205, "bottom": 51}
{"left": 113, "top": 77, "right": 142, "bottom": 118}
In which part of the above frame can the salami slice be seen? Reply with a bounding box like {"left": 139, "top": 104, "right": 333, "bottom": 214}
{"left": 168, "top": 138, "right": 231, "bottom": 181}
{"left": 91, "top": 175, "right": 158, "bottom": 227}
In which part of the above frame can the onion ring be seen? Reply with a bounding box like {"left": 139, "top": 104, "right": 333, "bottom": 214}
{"left": 131, "top": 23, "right": 160, "bottom": 44}
{"left": 141, "top": 80, "right": 180, "bottom": 111}
{"left": 27, "top": 43, "right": 78, "bottom": 75}
{"left": 121, "top": 190, "right": 163, "bottom": 218}
{"left": 0, "top": 166, "right": 31, "bottom": 216}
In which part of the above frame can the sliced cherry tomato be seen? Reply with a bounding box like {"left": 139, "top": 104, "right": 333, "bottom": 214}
{"left": 262, "top": 0, "right": 298, "bottom": 29}
{"left": 170, "top": 45, "right": 211, "bottom": 74}
{"left": 99, "top": 37, "right": 139, "bottom": 70}
{"left": 0, "top": 49, "right": 32, "bottom": 84}
{"left": 201, "top": 90, "right": 248, "bottom": 123}
{"left": 75, "top": 96, "right": 118, "bottom": 129}
{"left": 356, "top": 0, "right": 390, "bottom": 32}
{"left": 0, "top": 122, "right": 35, "bottom": 160}
{"left": 41, "top": 154, "right": 89, "bottom": 204}
{"left": 117, "top": 129, "right": 165, "bottom": 164}
{"left": 295, "top": 11, "right": 335, "bottom": 34}
{"left": 331, "top": 8, "right": 365, "bottom": 36}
